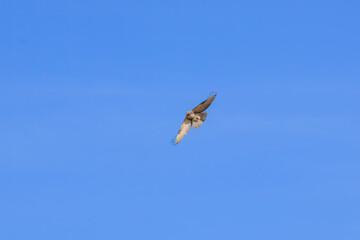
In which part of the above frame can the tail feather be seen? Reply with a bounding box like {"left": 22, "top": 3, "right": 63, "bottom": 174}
{"left": 193, "top": 112, "right": 207, "bottom": 129}
{"left": 200, "top": 112, "right": 207, "bottom": 121}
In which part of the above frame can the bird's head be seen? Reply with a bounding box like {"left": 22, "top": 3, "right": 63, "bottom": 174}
{"left": 186, "top": 111, "right": 195, "bottom": 119}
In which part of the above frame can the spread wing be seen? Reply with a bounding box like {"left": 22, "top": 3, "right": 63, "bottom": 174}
{"left": 173, "top": 118, "right": 192, "bottom": 144}
{"left": 192, "top": 93, "right": 216, "bottom": 113}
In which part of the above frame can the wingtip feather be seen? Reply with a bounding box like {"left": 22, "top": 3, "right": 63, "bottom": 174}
{"left": 209, "top": 91, "right": 217, "bottom": 97}
{"left": 170, "top": 137, "right": 178, "bottom": 146}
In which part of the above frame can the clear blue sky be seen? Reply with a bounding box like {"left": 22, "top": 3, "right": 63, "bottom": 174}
{"left": 1, "top": 0, "right": 360, "bottom": 239}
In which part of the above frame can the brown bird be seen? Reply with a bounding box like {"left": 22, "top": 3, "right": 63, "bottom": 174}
{"left": 172, "top": 92, "right": 216, "bottom": 145}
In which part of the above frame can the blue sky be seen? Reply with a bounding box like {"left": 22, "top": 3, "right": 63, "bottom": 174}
{"left": 1, "top": 0, "right": 360, "bottom": 239}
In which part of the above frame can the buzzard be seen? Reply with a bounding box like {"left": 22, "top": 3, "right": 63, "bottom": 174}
{"left": 172, "top": 92, "right": 216, "bottom": 145}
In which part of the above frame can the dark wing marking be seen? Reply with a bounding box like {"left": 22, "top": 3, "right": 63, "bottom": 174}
{"left": 192, "top": 92, "right": 216, "bottom": 113}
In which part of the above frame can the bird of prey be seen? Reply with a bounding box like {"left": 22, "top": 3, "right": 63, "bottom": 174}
{"left": 172, "top": 92, "right": 216, "bottom": 145}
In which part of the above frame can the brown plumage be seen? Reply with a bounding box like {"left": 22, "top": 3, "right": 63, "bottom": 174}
{"left": 172, "top": 92, "right": 216, "bottom": 145}
{"left": 192, "top": 94, "right": 216, "bottom": 113}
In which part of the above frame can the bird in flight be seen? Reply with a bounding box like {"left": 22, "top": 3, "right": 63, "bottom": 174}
{"left": 172, "top": 92, "right": 216, "bottom": 145}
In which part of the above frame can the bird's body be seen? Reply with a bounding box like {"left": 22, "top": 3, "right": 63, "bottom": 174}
{"left": 186, "top": 111, "right": 196, "bottom": 120}
{"left": 172, "top": 93, "right": 216, "bottom": 145}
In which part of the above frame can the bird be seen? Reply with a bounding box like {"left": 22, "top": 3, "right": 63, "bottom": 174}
{"left": 172, "top": 92, "right": 216, "bottom": 145}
